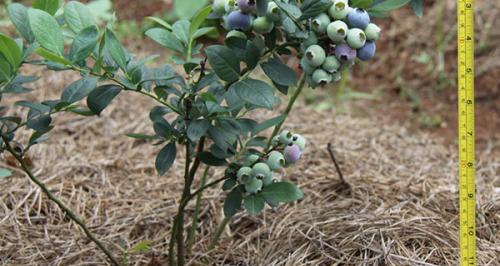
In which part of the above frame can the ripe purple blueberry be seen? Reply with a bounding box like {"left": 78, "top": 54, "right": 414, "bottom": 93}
{"left": 237, "top": 0, "right": 257, "bottom": 14}
{"left": 284, "top": 144, "right": 302, "bottom": 164}
{"left": 226, "top": 11, "right": 253, "bottom": 31}
{"left": 357, "top": 41, "right": 376, "bottom": 61}
{"left": 346, "top": 8, "right": 370, "bottom": 29}
{"left": 335, "top": 43, "right": 357, "bottom": 62}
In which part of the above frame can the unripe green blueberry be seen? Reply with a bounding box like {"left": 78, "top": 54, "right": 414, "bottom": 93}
{"left": 328, "top": 0, "right": 350, "bottom": 20}
{"left": 291, "top": 134, "right": 306, "bottom": 151}
{"left": 312, "top": 13, "right": 330, "bottom": 33}
{"left": 327, "top": 20, "right": 348, "bottom": 44}
{"left": 226, "top": 30, "right": 247, "bottom": 40}
{"left": 237, "top": 166, "right": 252, "bottom": 183}
{"left": 245, "top": 177, "right": 263, "bottom": 193}
{"left": 225, "top": 0, "right": 237, "bottom": 12}
{"left": 279, "top": 130, "right": 293, "bottom": 145}
{"left": 267, "top": 151, "right": 285, "bottom": 171}
{"left": 346, "top": 28, "right": 366, "bottom": 49}
{"left": 212, "top": 0, "right": 228, "bottom": 16}
{"left": 322, "top": 56, "right": 341, "bottom": 74}
{"left": 266, "top": 1, "right": 281, "bottom": 22}
{"left": 252, "top": 162, "right": 271, "bottom": 179}
{"left": 300, "top": 58, "right": 316, "bottom": 75}
{"left": 312, "top": 68, "right": 332, "bottom": 86}
{"left": 365, "top": 23, "right": 381, "bottom": 41}
{"left": 284, "top": 144, "right": 302, "bottom": 164}
{"left": 252, "top": 16, "right": 274, "bottom": 34}
{"left": 304, "top": 45, "right": 326, "bottom": 67}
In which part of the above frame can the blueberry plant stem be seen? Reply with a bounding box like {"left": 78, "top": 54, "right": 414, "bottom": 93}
{"left": 0, "top": 135, "right": 121, "bottom": 266}
{"left": 187, "top": 166, "right": 210, "bottom": 255}
{"left": 208, "top": 216, "right": 231, "bottom": 250}
{"left": 265, "top": 75, "right": 307, "bottom": 151}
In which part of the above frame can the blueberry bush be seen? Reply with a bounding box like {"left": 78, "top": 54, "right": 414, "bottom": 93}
{"left": 0, "top": 0, "right": 422, "bottom": 265}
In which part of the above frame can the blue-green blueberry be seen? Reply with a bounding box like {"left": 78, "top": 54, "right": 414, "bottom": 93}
{"left": 329, "top": 0, "right": 350, "bottom": 20}
{"left": 312, "top": 13, "right": 330, "bottom": 33}
{"left": 365, "top": 23, "right": 381, "bottom": 41}
{"left": 327, "top": 20, "right": 348, "bottom": 44}
{"left": 267, "top": 151, "right": 285, "bottom": 171}
{"left": 346, "top": 28, "right": 366, "bottom": 49}
{"left": 304, "top": 45, "right": 326, "bottom": 67}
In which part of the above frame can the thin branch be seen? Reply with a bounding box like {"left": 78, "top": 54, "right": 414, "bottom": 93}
{"left": 327, "top": 142, "right": 346, "bottom": 184}
{"left": 0, "top": 135, "right": 121, "bottom": 266}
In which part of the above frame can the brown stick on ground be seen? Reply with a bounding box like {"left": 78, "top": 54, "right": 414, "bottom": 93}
{"left": 327, "top": 142, "right": 347, "bottom": 184}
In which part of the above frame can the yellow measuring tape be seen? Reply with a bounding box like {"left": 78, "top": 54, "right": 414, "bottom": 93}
{"left": 457, "top": 0, "right": 476, "bottom": 265}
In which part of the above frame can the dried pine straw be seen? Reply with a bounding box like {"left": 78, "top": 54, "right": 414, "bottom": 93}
{"left": 0, "top": 67, "right": 498, "bottom": 266}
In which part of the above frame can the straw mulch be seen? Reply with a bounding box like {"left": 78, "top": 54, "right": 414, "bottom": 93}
{"left": 0, "top": 66, "right": 498, "bottom": 266}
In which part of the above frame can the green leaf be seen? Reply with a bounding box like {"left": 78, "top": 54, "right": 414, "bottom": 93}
{"left": 197, "top": 152, "right": 228, "bottom": 166}
{"left": 145, "top": 16, "right": 172, "bottom": 30}
{"left": 410, "top": 0, "right": 423, "bottom": 17}
{"left": 35, "top": 47, "right": 72, "bottom": 65}
{"left": 64, "top": 1, "right": 96, "bottom": 33}
{"left": 189, "top": 6, "right": 212, "bottom": 36}
{"left": 27, "top": 114, "right": 52, "bottom": 133}
{"left": 33, "top": 0, "right": 60, "bottom": 16}
{"left": 252, "top": 115, "right": 286, "bottom": 135}
{"left": 69, "top": 25, "right": 99, "bottom": 64}
{"left": 261, "top": 182, "right": 304, "bottom": 203}
{"left": 61, "top": 77, "right": 98, "bottom": 104}
{"left": 155, "top": 142, "right": 177, "bottom": 176}
{"left": 300, "top": 0, "right": 332, "bottom": 20}
{"left": 126, "top": 133, "right": 157, "bottom": 140}
{"left": 244, "top": 40, "right": 261, "bottom": 70}
{"left": 153, "top": 119, "right": 176, "bottom": 138}
{"left": 193, "top": 27, "right": 217, "bottom": 40}
{"left": 28, "top": 8, "right": 64, "bottom": 55}
{"left": 0, "top": 33, "right": 22, "bottom": 69}
{"left": 261, "top": 58, "right": 298, "bottom": 87}
{"left": 86, "top": 84, "right": 122, "bottom": 115}
{"left": 350, "top": 0, "right": 374, "bottom": 8}
{"left": 127, "top": 240, "right": 152, "bottom": 254}
{"left": 105, "top": 29, "right": 127, "bottom": 71}
{"left": 0, "top": 54, "right": 13, "bottom": 81}
{"left": 368, "top": 0, "right": 411, "bottom": 12}
{"left": 7, "top": 3, "right": 35, "bottom": 43}
{"left": 0, "top": 168, "right": 13, "bottom": 180}
{"left": 224, "top": 187, "right": 242, "bottom": 217}
{"left": 244, "top": 194, "right": 265, "bottom": 215}
{"left": 205, "top": 45, "right": 240, "bottom": 83}
{"left": 172, "top": 20, "right": 191, "bottom": 45}
{"left": 187, "top": 119, "right": 210, "bottom": 141}
{"left": 145, "top": 28, "right": 185, "bottom": 53}
{"left": 173, "top": 0, "right": 208, "bottom": 20}
{"left": 230, "top": 79, "right": 276, "bottom": 110}
{"left": 222, "top": 178, "right": 237, "bottom": 191}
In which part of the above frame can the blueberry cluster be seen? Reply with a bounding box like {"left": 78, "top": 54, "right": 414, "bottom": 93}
{"left": 301, "top": 0, "right": 381, "bottom": 86}
{"left": 236, "top": 130, "right": 306, "bottom": 194}
{"left": 212, "top": 0, "right": 280, "bottom": 34}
